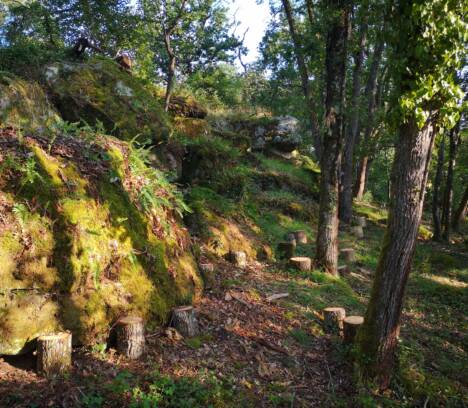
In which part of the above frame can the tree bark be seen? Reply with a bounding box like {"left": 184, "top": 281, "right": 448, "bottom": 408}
{"left": 293, "top": 230, "right": 308, "bottom": 244}
{"left": 171, "top": 306, "right": 199, "bottom": 337}
{"left": 452, "top": 185, "right": 468, "bottom": 232}
{"left": 442, "top": 122, "right": 461, "bottom": 241}
{"left": 162, "top": 0, "right": 187, "bottom": 112}
{"left": 340, "top": 248, "right": 355, "bottom": 262}
{"left": 343, "top": 316, "right": 364, "bottom": 344}
{"left": 116, "top": 316, "right": 145, "bottom": 359}
{"left": 432, "top": 133, "right": 445, "bottom": 241}
{"left": 340, "top": 13, "right": 368, "bottom": 224}
{"left": 357, "top": 116, "right": 437, "bottom": 389}
{"left": 164, "top": 33, "right": 176, "bottom": 112}
{"left": 281, "top": 0, "right": 322, "bottom": 160}
{"left": 323, "top": 307, "right": 346, "bottom": 334}
{"left": 353, "top": 32, "right": 385, "bottom": 200}
{"left": 37, "top": 332, "right": 72, "bottom": 378}
{"left": 290, "top": 256, "right": 312, "bottom": 271}
{"left": 315, "top": 0, "right": 350, "bottom": 275}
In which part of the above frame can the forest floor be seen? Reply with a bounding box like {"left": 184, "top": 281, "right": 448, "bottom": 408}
{"left": 0, "top": 206, "right": 466, "bottom": 407}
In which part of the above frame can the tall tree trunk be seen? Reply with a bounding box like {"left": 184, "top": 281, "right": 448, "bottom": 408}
{"left": 315, "top": 0, "right": 350, "bottom": 275}
{"left": 281, "top": 0, "right": 322, "bottom": 160}
{"left": 164, "top": 33, "right": 176, "bottom": 112}
{"left": 432, "top": 133, "right": 445, "bottom": 241}
{"left": 441, "top": 122, "right": 461, "bottom": 241}
{"left": 353, "top": 32, "right": 385, "bottom": 199}
{"left": 452, "top": 185, "right": 468, "bottom": 232}
{"left": 339, "top": 15, "right": 368, "bottom": 224}
{"left": 357, "top": 115, "right": 437, "bottom": 389}
{"left": 305, "top": 0, "right": 314, "bottom": 25}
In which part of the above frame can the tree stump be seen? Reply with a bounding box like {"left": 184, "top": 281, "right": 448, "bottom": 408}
{"left": 340, "top": 248, "right": 355, "bottom": 262}
{"left": 115, "top": 316, "right": 145, "bottom": 359}
{"left": 37, "top": 332, "right": 72, "bottom": 378}
{"left": 229, "top": 251, "right": 247, "bottom": 267}
{"left": 171, "top": 306, "right": 199, "bottom": 337}
{"left": 289, "top": 257, "right": 312, "bottom": 271}
{"left": 356, "top": 216, "right": 367, "bottom": 228}
{"left": 293, "top": 230, "right": 307, "bottom": 244}
{"left": 351, "top": 226, "right": 364, "bottom": 238}
{"left": 323, "top": 307, "right": 346, "bottom": 334}
{"left": 285, "top": 233, "right": 297, "bottom": 244}
{"left": 199, "top": 263, "right": 215, "bottom": 288}
{"left": 338, "top": 265, "right": 350, "bottom": 275}
{"left": 277, "top": 241, "right": 296, "bottom": 259}
{"left": 343, "top": 316, "right": 364, "bottom": 344}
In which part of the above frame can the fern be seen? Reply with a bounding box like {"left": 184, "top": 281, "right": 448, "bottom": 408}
{"left": 127, "top": 140, "right": 192, "bottom": 222}
{"left": 21, "top": 157, "right": 43, "bottom": 186}
{"left": 12, "top": 203, "right": 30, "bottom": 228}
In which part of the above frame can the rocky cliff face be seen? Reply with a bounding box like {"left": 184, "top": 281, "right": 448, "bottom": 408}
{"left": 0, "top": 71, "right": 201, "bottom": 355}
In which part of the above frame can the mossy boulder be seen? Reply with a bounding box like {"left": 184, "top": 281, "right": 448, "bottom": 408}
{"left": 43, "top": 57, "right": 171, "bottom": 142}
{"left": 0, "top": 127, "right": 201, "bottom": 355}
{"left": 0, "top": 73, "right": 59, "bottom": 134}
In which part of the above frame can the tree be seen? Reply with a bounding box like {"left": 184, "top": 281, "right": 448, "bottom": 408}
{"left": 356, "top": 0, "right": 465, "bottom": 388}
{"left": 452, "top": 185, "right": 468, "bottom": 232}
{"left": 3, "top": 0, "right": 135, "bottom": 51}
{"left": 280, "top": 0, "right": 322, "bottom": 160}
{"left": 353, "top": 22, "right": 386, "bottom": 200}
{"left": 339, "top": 4, "right": 368, "bottom": 224}
{"left": 441, "top": 121, "right": 461, "bottom": 241}
{"left": 315, "top": 0, "right": 351, "bottom": 275}
{"left": 140, "top": 0, "right": 241, "bottom": 111}
{"left": 432, "top": 132, "right": 445, "bottom": 241}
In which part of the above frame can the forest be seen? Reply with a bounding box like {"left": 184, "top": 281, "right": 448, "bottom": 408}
{"left": 0, "top": 0, "right": 466, "bottom": 406}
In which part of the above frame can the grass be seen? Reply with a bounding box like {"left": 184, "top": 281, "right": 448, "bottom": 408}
{"left": 340, "top": 217, "right": 468, "bottom": 406}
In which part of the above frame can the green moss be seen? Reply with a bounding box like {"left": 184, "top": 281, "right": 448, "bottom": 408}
{"left": 45, "top": 57, "right": 171, "bottom": 142}
{"left": 0, "top": 131, "right": 201, "bottom": 353}
{"left": 0, "top": 72, "right": 59, "bottom": 133}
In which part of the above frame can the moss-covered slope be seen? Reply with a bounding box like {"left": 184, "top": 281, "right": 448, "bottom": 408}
{"left": 0, "top": 126, "right": 201, "bottom": 355}
{"left": 44, "top": 57, "right": 171, "bottom": 142}
{"left": 0, "top": 73, "right": 59, "bottom": 133}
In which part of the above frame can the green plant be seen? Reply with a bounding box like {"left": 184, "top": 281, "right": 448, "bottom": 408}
{"left": 128, "top": 139, "right": 191, "bottom": 222}
{"left": 12, "top": 203, "right": 30, "bottom": 229}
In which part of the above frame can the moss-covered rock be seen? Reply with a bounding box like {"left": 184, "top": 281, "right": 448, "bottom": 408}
{"left": 0, "top": 73, "right": 59, "bottom": 134}
{"left": 44, "top": 57, "right": 171, "bottom": 142}
{"left": 0, "top": 126, "right": 201, "bottom": 355}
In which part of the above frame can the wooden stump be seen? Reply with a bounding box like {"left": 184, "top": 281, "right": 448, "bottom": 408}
{"left": 277, "top": 241, "right": 296, "bottom": 259}
{"left": 199, "top": 263, "right": 214, "bottom": 273}
{"left": 229, "top": 251, "right": 247, "bottom": 267}
{"left": 356, "top": 216, "right": 367, "bottom": 228}
{"left": 338, "top": 265, "right": 350, "bottom": 275}
{"left": 289, "top": 257, "right": 312, "bottom": 271}
{"left": 343, "top": 316, "right": 364, "bottom": 344}
{"left": 285, "top": 233, "right": 297, "bottom": 244}
{"left": 199, "top": 263, "right": 215, "bottom": 288}
{"left": 37, "top": 332, "right": 72, "bottom": 378}
{"left": 351, "top": 226, "right": 364, "bottom": 238}
{"left": 293, "top": 230, "right": 307, "bottom": 244}
{"left": 171, "top": 306, "right": 199, "bottom": 338}
{"left": 323, "top": 307, "right": 346, "bottom": 334}
{"left": 340, "top": 248, "right": 355, "bottom": 262}
{"left": 116, "top": 316, "right": 145, "bottom": 359}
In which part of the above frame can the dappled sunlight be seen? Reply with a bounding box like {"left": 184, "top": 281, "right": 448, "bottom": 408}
{"left": 421, "top": 273, "right": 468, "bottom": 289}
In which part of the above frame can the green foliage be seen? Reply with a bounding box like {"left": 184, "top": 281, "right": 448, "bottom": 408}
{"left": 0, "top": 42, "right": 66, "bottom": 80}
{"left": 81, "top": 369, "right": 235, "bottom": 408}
{"left": 128, "top": 139, "right": 191, "bottom": 221}
{"left": 185, "top": 64, "right": 244, "bottom": 109}
{"left": 390, "top": 0, "right": 466, "bottom": 130}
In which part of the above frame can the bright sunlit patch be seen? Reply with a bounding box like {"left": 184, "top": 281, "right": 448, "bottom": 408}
{"left": 422, "top": 274, "right": 468, "bottom": 289}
